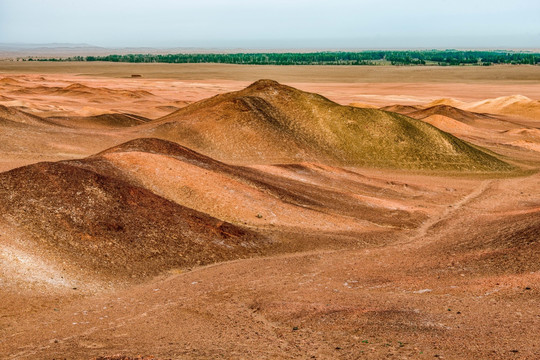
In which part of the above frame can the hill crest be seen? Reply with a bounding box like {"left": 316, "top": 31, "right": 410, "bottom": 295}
{"left": 139, "top": 80, "right": 513, "bottom": 172}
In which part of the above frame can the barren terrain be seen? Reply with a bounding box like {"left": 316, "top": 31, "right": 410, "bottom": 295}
{"left": 0, "top": 63, "right": 538, "bottom": 359}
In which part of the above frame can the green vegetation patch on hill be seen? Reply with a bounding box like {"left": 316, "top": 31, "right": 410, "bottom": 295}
{"left": 144, "top": 80, "right": 514, "bottom": 172}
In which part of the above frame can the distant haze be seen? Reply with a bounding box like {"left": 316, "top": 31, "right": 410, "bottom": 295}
{"left": 0, "top": 0, "right": 539, "bottom": 49}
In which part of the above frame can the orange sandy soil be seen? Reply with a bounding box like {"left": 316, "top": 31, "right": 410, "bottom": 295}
{"left": 0, "top": 65, "right": 539, "bottom": 359}
{"left": 1, "top": 67, "right": 539, "bottom": 169}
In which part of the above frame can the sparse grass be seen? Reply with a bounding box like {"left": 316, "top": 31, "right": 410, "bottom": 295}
{"left": 155, "top": 79, "right": 515, "bottom": 172}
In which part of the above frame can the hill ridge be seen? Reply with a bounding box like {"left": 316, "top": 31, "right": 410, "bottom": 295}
{"left": 137, "top": 80, "right": 513, "bottom": 172}
{"left": 0, "top": 158, "right": 268, "bottom": 280}
{"left": 0, "top": 104, "right": 59, "bottom": 127}
{"left": 406, "top": 104, "right": 494, "bottom": 124}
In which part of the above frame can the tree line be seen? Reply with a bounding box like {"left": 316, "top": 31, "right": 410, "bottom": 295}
{"left": 27, "top": 50, "right": 540, "bottom": 66}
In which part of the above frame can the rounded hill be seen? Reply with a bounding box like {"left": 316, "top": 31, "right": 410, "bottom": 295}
{"left": 140, "top": 80, "right": 513, "bottom": 172}
{"left": 0, "top": 160, "right": 269, "bottom": 280}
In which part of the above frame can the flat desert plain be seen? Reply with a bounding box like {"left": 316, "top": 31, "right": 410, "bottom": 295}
{"left": 0, "top": 62, "right": 539, "bottom": 359}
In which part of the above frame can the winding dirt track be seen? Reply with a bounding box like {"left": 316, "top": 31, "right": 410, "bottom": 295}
{"left": 2, "top": 172, "right": 539, "bottom": 359}
{"left": 408, "top": 179, "right": 494, "bottom": 244}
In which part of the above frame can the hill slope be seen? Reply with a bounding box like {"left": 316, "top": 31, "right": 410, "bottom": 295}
{"left": 0, "top": 137, "right": 434, "bottom": 286}
{"left": 468, "top": 95, "right": 540, "bottom": 120}
{"left": 0, "top": 158, "right": 269, "bottom": 281}
{"left": 426, "top": 95, "right": 540, "bottom": 120}
{"left": 47, "top": 113, "right": 150, "bottom": 129}
{"left": 0, "top": 105, "right": 58, "bottom": 127}
{"left": 9, "top": 82, "right": 156, "bottom": 100}
{"left": 406, "top": 105, "right": 493, "bottom": 125}
{"left": 139, "top": 80, "right": 512, "bottom": 171}
{"left": 379, "top": 104, "right": 422, "bottom": 114}
{"left": 89, "top": 138, "right": 426, "bottom": 231}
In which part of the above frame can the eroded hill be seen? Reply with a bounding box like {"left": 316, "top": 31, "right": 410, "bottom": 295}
{"left": 138, "top": 80, "right": 513, "bottom": 172}
{"left": 0, "top": 156, "right": 270, "bottom": 283}
{"left": 0, "top": 137, "right": 459, "bottom": 287}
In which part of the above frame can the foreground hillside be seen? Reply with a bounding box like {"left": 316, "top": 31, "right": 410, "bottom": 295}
{"left": 0, "top": 148, "right": 270, "bottom": 284}
{"left": 93, "top": 138, "right": 428, "bottom": 232}
{"left": 139, "top": 80, "right": 512, "bottom": 171}
{"left": 2, "top": 167, "right": 538, "bottom": 359}
{"left": 1, "top": 138, "right": 444, "bottom": 288}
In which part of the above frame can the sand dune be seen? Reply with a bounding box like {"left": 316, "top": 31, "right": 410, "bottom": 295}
{"left": 470, "top": 95, "right": 540, "bottom": 120}
{"left": 381, "top": 102, "right": 537, "bottom": 150}
{"left": 64, "top": 83, "right": 156, "bottom": 99}
{"left": 155, "top": 105, "right": 181, "bottom": 113}
{"left": 469, "top": 94, "right": 533, "bottom": 111}
{"left": 380, "top": 106, "right": 540, "bottom": 157}
{"left": 0, "top": 76, "right": 181, "bottom": 119}
{"left": 425, "top": 95, "right": 540, "bottom": 120}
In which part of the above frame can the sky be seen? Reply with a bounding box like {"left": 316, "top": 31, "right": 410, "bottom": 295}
{"left": 0, "top": 0, "right": 539, "bottom": 49}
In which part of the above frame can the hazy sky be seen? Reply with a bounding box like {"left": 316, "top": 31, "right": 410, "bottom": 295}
{"left": 1, "top": 0, "right": 539, "bottom": 49}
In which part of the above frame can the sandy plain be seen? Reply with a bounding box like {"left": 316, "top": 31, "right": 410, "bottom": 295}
{"left": 0, "top": 63, "right": 539, "bottom": 359}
